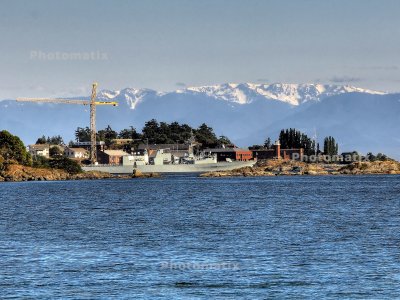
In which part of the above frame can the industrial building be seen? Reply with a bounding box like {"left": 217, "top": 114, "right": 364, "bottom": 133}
{"left": 203, "top": 148, "right": 253, "bottom": 162}
{"left": 251, "top": 141, "right": 304, "bottom": 160}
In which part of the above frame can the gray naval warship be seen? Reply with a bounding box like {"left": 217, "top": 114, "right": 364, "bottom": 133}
{"left": 83, "top": 160, "right": 255, "bottom": 174}
{"left": 83, "top": 149, "right": 255, "bottom": 174}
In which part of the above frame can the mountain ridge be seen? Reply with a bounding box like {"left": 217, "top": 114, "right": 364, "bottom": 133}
{"left": 0, "top": 83, "right": 398, "bottom": 159}
{"left": 97, "top": 83, "right": 387, "bottom": 108}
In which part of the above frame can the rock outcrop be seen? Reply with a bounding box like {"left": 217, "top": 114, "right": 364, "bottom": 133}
{"left": 0, "top": 164, "right": 163, "bottom": 182}
{"left": 0, "top": 164, "right": 129, "bottom": 182}
{"left": 200, "top": 159, "right": 400, "bottom": 178}
{"left": 132, "top": 169, "right": 161, "bottom": 178}
{"left": 339, "top": 161, "right": 400, "bottom": 175}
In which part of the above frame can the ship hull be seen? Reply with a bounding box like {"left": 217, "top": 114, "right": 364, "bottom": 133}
{"left": 83, "top": 161, "right": 255, "bottom": 174}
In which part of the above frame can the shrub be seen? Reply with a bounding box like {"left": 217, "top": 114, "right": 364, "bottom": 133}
{"left": 33, "top": 156, "right": 82, "bottom": 174}
{"left": 32, "top": 156, "right": 51, "bottom": 168}
{"left": 49, "top": 146, "right": 64, "bottom": 158}
{"left": 49, "top": 157, "right": 82, "bottom": 174}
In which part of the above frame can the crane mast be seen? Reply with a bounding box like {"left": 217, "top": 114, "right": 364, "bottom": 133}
{"left": 16, "top": 82, "right": 118, "bottom": 164}
{"left": 90, "top": 83, "right": 97, "bottom": 164}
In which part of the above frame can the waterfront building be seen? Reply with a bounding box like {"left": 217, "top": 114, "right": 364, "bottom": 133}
{"left": 28, "top": 144, "right": 50, "bottom": 158}
{"left": 64, "top": 147, "right": 89, "bottom": 159}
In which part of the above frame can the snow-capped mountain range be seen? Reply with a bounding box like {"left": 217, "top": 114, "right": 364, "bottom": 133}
{"left": 97, "top": 83, "right": 386, "bottom": 108}
{"left": 1, "top": 82, "right": 399, "bottom": 158}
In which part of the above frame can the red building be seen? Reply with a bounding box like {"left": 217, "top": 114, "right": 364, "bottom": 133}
{"left": 251, "top": 141, "right": 304, "bottom": 160}
{"left": 235, "top": 150, "right": 253, "bottom": 161}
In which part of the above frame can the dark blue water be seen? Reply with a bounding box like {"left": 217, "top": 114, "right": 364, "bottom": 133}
{"left": 0, "top": 175, "right": 400, "bottom": 299}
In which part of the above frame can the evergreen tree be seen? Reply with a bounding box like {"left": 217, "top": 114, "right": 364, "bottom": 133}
{"left": 279, "top": 128, "right": 316, "bottom": 155}
{"left": 323, "top": 136, "right": 339, "bottom": 156}
{"left": 0, "top": 130, "right": 32, "bottom": 165}
{"left": 75, "top": 127, "right": 91, "bottom": 142}
{"left": 36, "top": 135, "right": 47, "bottom": 144}
{"left": 366, "top": 152, "right": 376, "bottom": 162}
{"left": 194, "top": 123, "right": 219, "bottom": 148}
{"left": 47, "top": 135, "right": 64, "bottom": 145}
{"left": 118, "top": 126, "right": 141, "bottom": 140}
{"left": 97, "top": 125, "right": 118, "bottom": 146}
{"left": 142, "top": 119, "right": 160, "bottom": 144}
{"left": 264, "top": 137, "right": 272, "bottom": 149}
{"left": 217, "top": 135, "right": 232, "bottom": 147}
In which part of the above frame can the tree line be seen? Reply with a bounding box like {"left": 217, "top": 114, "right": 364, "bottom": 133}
{"left": 36, "top": 135, "right": 64, "bottom": 145}
{"left": 74, "top": 119, "right": 232, "bottom": 149}
{"left": 279, "top": 129, "right": 316, "bottom": 156}
{"left": 252, "top": 129, "right": 340, "bottom": 157}
{"left": 35, "top": 124, "right": 340, "bottom": 157}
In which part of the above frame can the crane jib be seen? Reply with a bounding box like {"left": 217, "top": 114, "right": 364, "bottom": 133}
{"left": 16, "top": 98, "right": 118, "bottom": 106}
{"left": 16, "top": 82, "right": 118, "bottom": 164}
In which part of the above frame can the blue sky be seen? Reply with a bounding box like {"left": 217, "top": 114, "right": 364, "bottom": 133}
{"left": 1, "top": 0, "right": 400, "bottom": 98}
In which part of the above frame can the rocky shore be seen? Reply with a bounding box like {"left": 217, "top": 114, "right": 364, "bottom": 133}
{"left": 200, "top": 159, "right": 400, "bottom": 177}
{"left": 0, "top": 164, "right": 160, "bottom": 182}
{"left": 131, "top": 169, "right": 161, "bottom": 179}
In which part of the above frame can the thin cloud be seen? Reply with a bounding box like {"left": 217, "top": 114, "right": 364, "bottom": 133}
{"left": 360, "top": 65, "right": 399, "bottom": 70}
{"left": 175, "top": 82, "right": 186, "bottom": 87}
{"left": 0, "top": 85, "right": 44, "bottom": 91}
{"left": 256, "top": 78, "right": 269, "bottom": 83}
{"left": 329, "top": 76, "right": 362, "bottom": 83}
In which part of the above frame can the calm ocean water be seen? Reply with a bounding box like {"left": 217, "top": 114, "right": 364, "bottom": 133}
{"left": 0, "top": 175, "right": 400, "bottom": 299}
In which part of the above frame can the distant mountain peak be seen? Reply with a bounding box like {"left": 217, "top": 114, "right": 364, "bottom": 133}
{"left": 98, "top": 88, "right": 158, "bottom": 110}
{"left": 97, "top": 82, "right": 387, "bottom": 109}
{"left": 182, "top": 83, "right": 386, "bottom": 106}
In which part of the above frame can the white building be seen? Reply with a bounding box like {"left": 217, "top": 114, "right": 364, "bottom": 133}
{"left": 64, "top": 147, "right": 89, "bottom": 159}
{"left": 28, "top": 144, "right": 50, "bottom": 158}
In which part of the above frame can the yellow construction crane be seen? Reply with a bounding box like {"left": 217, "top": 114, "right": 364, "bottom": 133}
{"left": 17, "top": 82, "right": 118, "bottom": 164}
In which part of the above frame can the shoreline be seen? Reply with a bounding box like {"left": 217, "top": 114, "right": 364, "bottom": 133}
{"left": 200, "top": 160, "right": 400, "bottom": 178}
{"left": 0, "top": 164, "right": 160, "bottom": 182}
{"left": 2, "top": 160, "right": 399, "bottom": 182}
